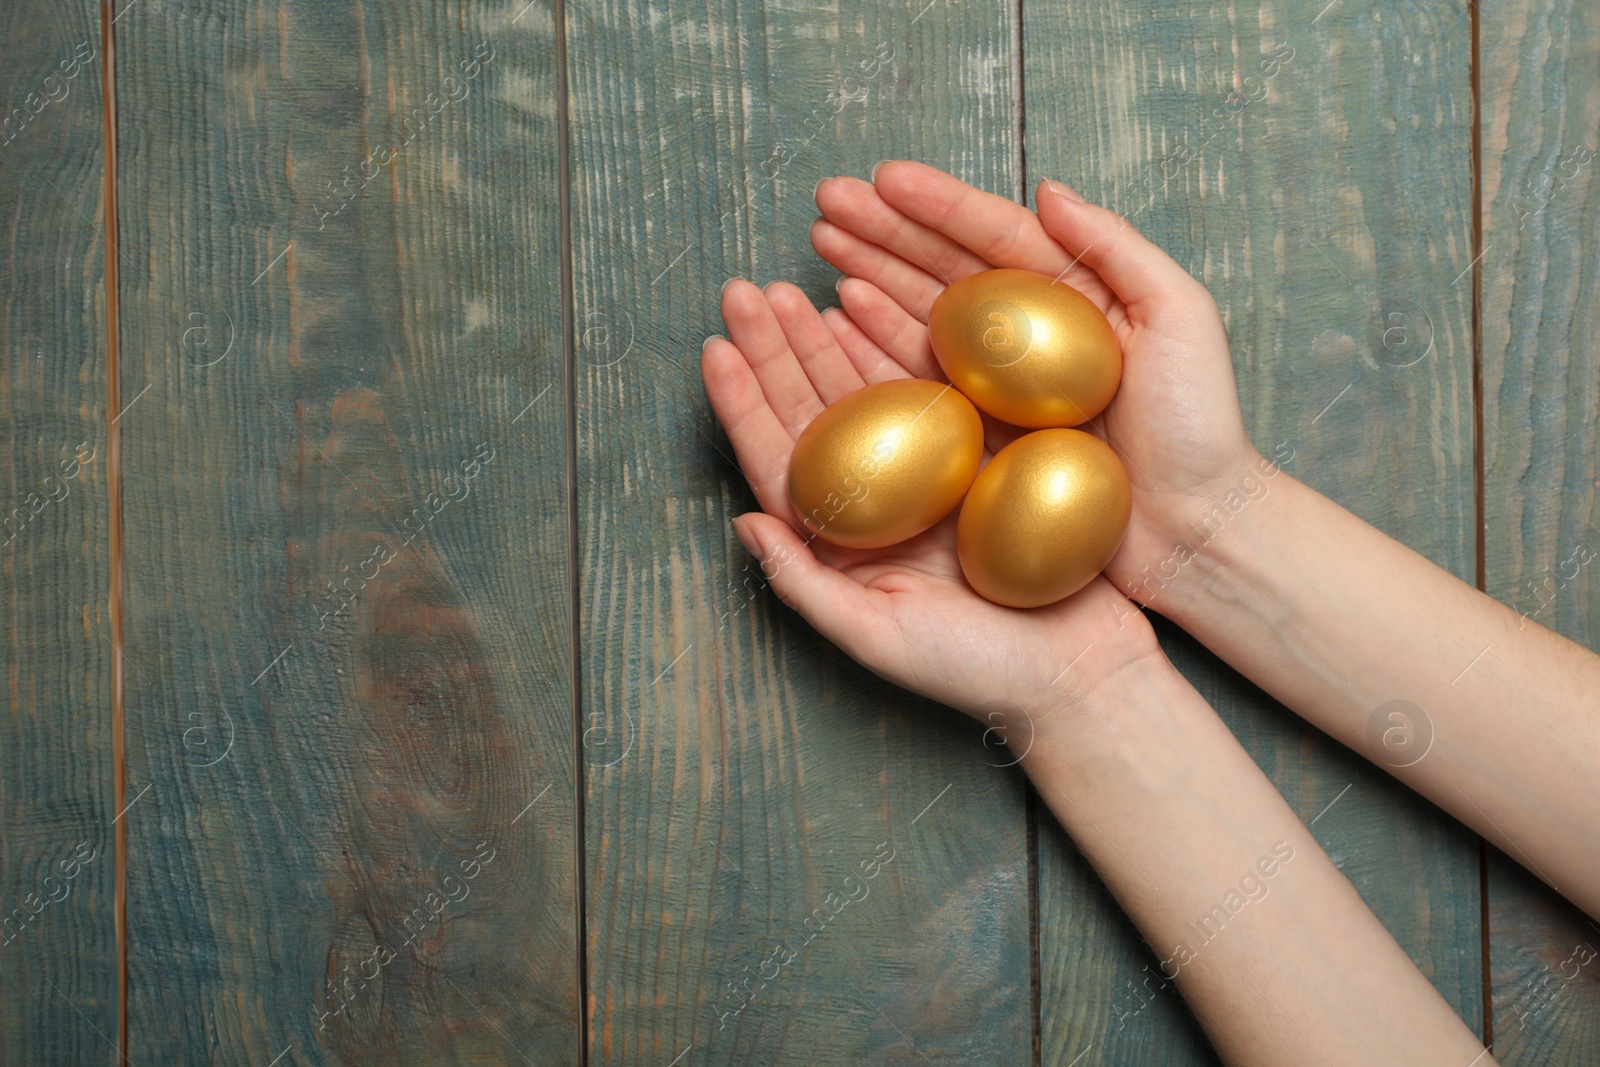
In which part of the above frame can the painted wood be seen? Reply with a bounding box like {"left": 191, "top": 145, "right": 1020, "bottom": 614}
{"left": 567, "top": 1, "right": 1032, "bottom": 1062}
{"left": 1022, "top": 2, "right": 1484, "bottom": 1060}
{"left": 6, "top": 1, "right": 1582, "bottom": 1061}
{"left": 0, "top": 3, "right": 118, "bottom": 1064}
{"left": 1479, "top": 0, "right": 1600, "bottom": 1058}
{"left": 114, "top": 3, "right": 578, "bottom": 1062}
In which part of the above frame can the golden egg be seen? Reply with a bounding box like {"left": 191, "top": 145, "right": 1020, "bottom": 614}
{"left": 957, "top": 429, "right": 1131, "bottom": 608}
{"left": 928, "top": 268, "right": 1122, "bottom": 428}
{"left": 788, "top": 379, "right": 983, "bottom": 548}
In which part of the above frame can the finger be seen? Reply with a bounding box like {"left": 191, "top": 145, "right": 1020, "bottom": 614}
{"left": 835, "top": 278, "right": 942, "bottom": 380}
{"left": 822, "top": 294, "right": 1019, "bottom": 457}
{"left": 819, "top": 306, "right": 912, "bottom": 385}
{"left": 700, "top": 336, "right": 799, "bottom": 520}
{"left": 873, "top": 160, "right": 1075, "bottom": 276}
{"left": 978, "top": 411, "right": 1030, "bottom": 458}
{"left": 809, "top": 217, "right": 944, "bottom": 322}
{"left": 815, "top": 176, "right": 990, "bottom": 286}
{"left": 763, "top": 281, "right": 868, "bottom": 405}
{"left": 720, "top": 278, "right": 825, "bottom": 437}
{"left": 1035, "top": 178, "right": 1214, "bottom": 322}
{"left": 731, "top": 510, "right": 889, "bottom": 662}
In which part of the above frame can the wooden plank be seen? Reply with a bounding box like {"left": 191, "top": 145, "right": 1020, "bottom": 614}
{"left": 115, "top": 3, "right": 578, "bottom": 1062}
{"left": 1479, "top": 0, "right": 1600, "bottom": 1058}
{"left": 568, "top": 1, "right": 1031, "bottom": 1062}
{"left": 1023, "top": 3, "right": 1484, "bottom": 1061}
{"left": 0, "top": 3, "right": 117, "bottom": 1064}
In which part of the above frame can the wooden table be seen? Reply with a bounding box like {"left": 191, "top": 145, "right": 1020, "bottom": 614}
{"left": 3, "top": 0, "right": 1596, "bottom": 1063}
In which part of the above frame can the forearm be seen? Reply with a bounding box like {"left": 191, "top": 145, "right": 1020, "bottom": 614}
{"left": 1023, "top": 656, "right": 1488, "bottom": 1065}
{"left": 1153, "top": 467, "right": 1600, "bottom": 917}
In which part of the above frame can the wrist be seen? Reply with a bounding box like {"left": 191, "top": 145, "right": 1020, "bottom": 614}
{"left": 1123, "top": 442, "right": 1301, "bottom": 628}
{"left": 1013, "top": 635, "right": 1261, "bottom": 863}
{"left": 1015, "top": 635, "right": 1201, "bottom": 783}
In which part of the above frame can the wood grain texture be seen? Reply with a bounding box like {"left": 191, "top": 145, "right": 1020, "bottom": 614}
{"left": 115, "top": 2, "right": 578, "bottom": 1062}
{"left": 0, "top": 3, "right": 116, "bottom": 1064}
{"left": 567, "top": 1, "right": 1031, "bottom": 1062}
{"left": 1479, "top": 0, "right": 1600, "bottom": 1058}
{"left": 1022, "top": 2, "right": 1484, "bottom": 1061}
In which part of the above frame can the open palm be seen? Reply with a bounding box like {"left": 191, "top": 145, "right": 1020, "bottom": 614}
{"left": 701, "top": 278, "right": 1158, "bottom": 728}
{"left": 809, "top": 161, "right": 1260, "bottom": 600}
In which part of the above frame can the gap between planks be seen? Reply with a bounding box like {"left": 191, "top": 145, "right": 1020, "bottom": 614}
{"left": 551, "top": 0, "right": 591, "bottom": 1062}
{"left": 1466, "top": 0, "right": 1494, "bottom": 1050}
{"left": 97, "top": 0, "right": 131, "bottom": 1063}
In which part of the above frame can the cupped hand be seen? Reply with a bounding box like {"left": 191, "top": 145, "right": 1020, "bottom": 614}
{"left": 700, "top": 278, "right": 1161, "bottom": 733}
{"left": 809, "top": 160, "right": 1260, "bottom": 601}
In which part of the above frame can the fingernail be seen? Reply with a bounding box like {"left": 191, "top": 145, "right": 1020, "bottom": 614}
{"left": 721, "top": 276, "right": 741, "bottom": 295}
{"left": 731, "top": 515, "right": 760, "bottom": 557}
{"left": 702, "top": 333, "right": 725, "bottom": 351}
{"left": 834, "top": 276, "right": 846, "bottom": 293}
{"left": 813, "top": 177, "right": 827, "bottom": 199}
{"left": 1041, "top": 177, "right": 1084, "bottom": 203}
{"left": 870, "top": 159, "right": 894, "bottom": 182}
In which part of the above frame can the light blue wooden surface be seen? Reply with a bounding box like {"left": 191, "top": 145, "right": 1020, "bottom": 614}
{"left": 0, "top": 0, "right": 1595, "bottom": 1062}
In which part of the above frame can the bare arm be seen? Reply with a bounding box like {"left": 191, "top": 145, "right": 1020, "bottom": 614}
{"left": 1151, "top": 466, "right": 1600, "bottom": 918}
{"left": 1022, "top": 649, "right": 1491, "bottom": 1066}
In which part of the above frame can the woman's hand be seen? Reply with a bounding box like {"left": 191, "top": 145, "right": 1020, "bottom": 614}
{"left": 700, "top": 278, "right": 1161, "bottom": 735}
{"left": 810, "top": 160, "right": 1262, "bottom": 600}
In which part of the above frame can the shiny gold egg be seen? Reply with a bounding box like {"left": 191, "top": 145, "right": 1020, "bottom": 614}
{"left": 957, "top": 429, "right": 1131, "bottom": 608}
{"left": 788, "top": 379, "right": 983, "bottom": 548}
{"left": 928, "top": 268, "right": 1122, "bottom": 428}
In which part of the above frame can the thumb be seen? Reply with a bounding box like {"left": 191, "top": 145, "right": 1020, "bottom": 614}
{"left": 1035, "top": 177, "right": 1215, "bottom": 325}
{"left": 731, "top": 512, "right": 879, "bottom": 651}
